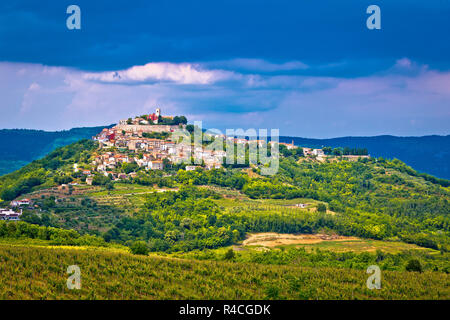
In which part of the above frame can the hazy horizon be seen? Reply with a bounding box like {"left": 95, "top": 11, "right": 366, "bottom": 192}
{"left": 1, "top": 123, "right": 449, "bottom": 140}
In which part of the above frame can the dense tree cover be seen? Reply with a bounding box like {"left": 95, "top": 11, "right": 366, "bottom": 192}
{"left": 176, "top": 168, "right": 248, "bottom": 189}
{"left": 382, "top": 158, "right": 450, "bottom": 187}
{"left": 275, "top": 157, "right": 450, "bottom": 251}
{"left": 121, "top": 162, "right": 139, "bottom": 174}
{"left": 53, "top": 174, "right": 73, "bottom": 185}
{"left": 103, "top": 186, "right": 239, "bottom": 252}
{"left": 166, "top": 161, "right": 450, "bottom": 252}
{"left": 1, "top": 134, "right": 448, "bottom": 299}
{"left": 98, "top": 161, "right": 449, "bottom": 254}
{"left": 0, "top": 139, "right": 97, "bottom": 201}
{"left": 279, "top": 145, "right": 303, "bottom": 158}
{"left": 317, "top": 203, "right": 327, "bottom": 212}
{"left": 0, "top": 126, "right": 108, "bottom": 176}
{"left": 131, "top": 170, "right": 175, "bottom": 188}
{"left": 322, "top": 146, "right": 369, "bottom": 156}
{"left": 92, "top": 174, "right": 112, "bottom": 186}
{"left": 281, "top": 135, "right": 450, "bottom": 180}
{"left": 0, "top": 221, "right": 106, "bottom": 246}
{"left": 156, "top": 115, "right": 187, "bottom": 125}
{"left": 0, "top": 176, "right": 44, "bottom": 201}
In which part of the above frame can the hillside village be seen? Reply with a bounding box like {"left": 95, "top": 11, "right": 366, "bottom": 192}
{"left": 0, "top": 107, "right": 370, "bottom": 213}
{"left": 2, "top": 108, "right": 320, "bottom": 216}
{"left": 91, "top": 108, "right": 225, "bottom": 179}
{"left": 81, "top": 108, "right": 370, "bottom": 185}
{"left": 0, "top": 108, "right": 372, "bottom": 218}
{"left": 0, "top": 198, "right": 29, "bottom": 220}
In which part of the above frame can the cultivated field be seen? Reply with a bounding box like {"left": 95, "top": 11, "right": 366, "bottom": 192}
{"left": 0, "top": 244, "right": 448, "bottom": 300}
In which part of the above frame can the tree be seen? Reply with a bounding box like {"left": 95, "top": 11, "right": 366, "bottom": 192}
{"left": 323, "top": 147, "right": 332, "bottom": 155}
{"left": 405, "top": 259, "right": 422, "bottom": 272}
{"left": 332, "top": 148, "right": 343, "bottom": 156}
{"left": 224, "top": 248, "right": 235, "bottom": 260}
{"left": 317, "top": 203, "right": 327, "bottom": 213}
{"left": 105, "top": 182, "right": 114, "bottom": 191}
{"left": 130, "top": 241, "right": 149, "bottom": 255}
{"left": 122, "top": 162, "right": 139, "bottom": 174}
{"left": 177, "top": 116, "right": 187, "bottom": 125}
{"left": 186, "top": 124, "right": 195, "bottom": 133}
{"left": 92, "top": 174, "right": 110, "bottom": 186}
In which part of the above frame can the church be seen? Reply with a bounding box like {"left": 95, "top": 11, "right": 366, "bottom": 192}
{"left": 147, "top": 108, "right": 173, "bottom": 124}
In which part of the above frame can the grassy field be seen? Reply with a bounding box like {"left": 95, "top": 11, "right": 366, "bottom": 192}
{"left": 212, "top": 196, "right": 327, "bottom": 218}
{"left": 0, "top": 244, "right": 448, "bottom": 300}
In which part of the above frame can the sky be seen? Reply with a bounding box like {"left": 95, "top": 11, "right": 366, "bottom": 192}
{"left": 0, "top": 0, "right": 449, "bottom": 138}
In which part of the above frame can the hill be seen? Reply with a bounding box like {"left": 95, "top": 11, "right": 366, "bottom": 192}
{"left": 0, "top": 126, "right": 112, "bottom": 176}
{"left": 0, "top": 139, "right": 448, "bottom": 253}
{"left": 280, "top": 135, "right": 450, "bottom": 179}
{"left": 0, "top": 126, "right": 448, "bottom": 180}
{"left": 0, "top": 136, "right": 448, "bottom": 300}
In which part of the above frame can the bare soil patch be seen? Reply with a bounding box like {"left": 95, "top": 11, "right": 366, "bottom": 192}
{"left": 242, "top": 232, "right": 360, "bottom": 247}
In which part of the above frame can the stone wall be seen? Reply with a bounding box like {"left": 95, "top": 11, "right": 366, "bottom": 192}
{"left": 114, "top": 124, "right": 184, "bottom": 133}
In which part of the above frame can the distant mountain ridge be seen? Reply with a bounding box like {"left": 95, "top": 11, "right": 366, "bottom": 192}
{"left": 0, "top": 126, "right": 112, "bottom": 176}
{"left": 280, "top": 135, "right": 450, "bottom": 179}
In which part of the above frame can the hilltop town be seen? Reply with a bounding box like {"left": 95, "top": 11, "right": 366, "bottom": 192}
{"left": 85, "top": 108, "right": 370, "bottom": 185}
{"left": 91, "top": 108, "right": 223, "bottom": 179}
{"left": 0, "top": 107, "right": 371, "bottom": 218}
{"left": 0, "top": 107, "right": 372, "bottom": 219}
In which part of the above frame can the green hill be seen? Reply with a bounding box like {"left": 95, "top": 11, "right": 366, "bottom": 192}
{"left": 280, "top": 135, "right": 450, "bottom": 180}
{"left": 0, "top": 139, "right": 448, "bottom": 299}
{"left": 0, "top": 139, "right": 449, "bottom": 252}
{"left": 0, "top": 126, "right": 112, "bottom": 176}
{"left": 1, "top": 127, "right": 449, "bottom": 181}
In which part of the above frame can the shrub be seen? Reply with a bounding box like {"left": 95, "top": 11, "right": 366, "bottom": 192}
{"left": 317, "top": 203, "right": 327, "bottom": 213}
{"left": 224, "top": 248, "right": 235, "bottom": 260}
{"left": 405, "top": 259, "right": 422, "bottom": 273}
{"left": 130, "top": 241, "right": 149, "bottom": 255}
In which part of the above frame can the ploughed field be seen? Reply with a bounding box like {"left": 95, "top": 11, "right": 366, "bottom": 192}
{"left": 0, "top": 244, "right": 448, "bottom": 300}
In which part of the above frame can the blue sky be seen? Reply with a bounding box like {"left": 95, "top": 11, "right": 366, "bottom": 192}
{"left": 0, "top": 0, "right": 449, "bottom": 137}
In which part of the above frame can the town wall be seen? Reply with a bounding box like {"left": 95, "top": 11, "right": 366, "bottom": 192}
{"left": 114, "top": 124, "right": 184, "bottom": 133}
